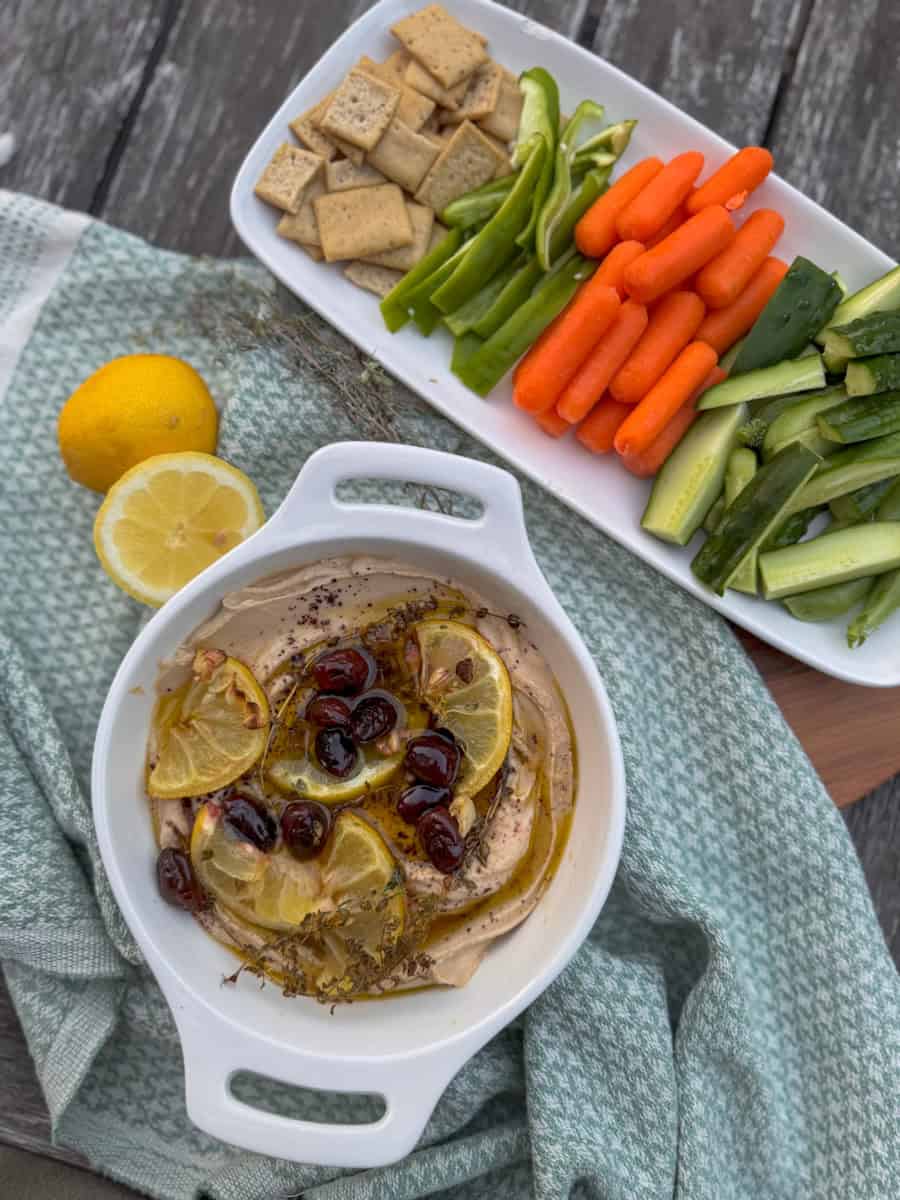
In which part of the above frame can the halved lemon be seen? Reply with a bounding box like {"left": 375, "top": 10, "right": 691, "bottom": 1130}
{"left": 93, "top": 451, "right": 265, "bottom": 606}
{"left": 190, "top": 805, "right": 405, "bottom": 981}
{"left": 267, "top": 752, "right": 403, "bottom": 804}
{"left": 147, "top": 651, "right": 269, "bottom": 799}
{"left": 416, "top": 618, "right": 513, "bottom": 795}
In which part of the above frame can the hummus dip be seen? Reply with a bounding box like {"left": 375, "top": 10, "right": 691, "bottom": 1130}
{"left": 148, "top": 555, "right": 575, "bottom": 999}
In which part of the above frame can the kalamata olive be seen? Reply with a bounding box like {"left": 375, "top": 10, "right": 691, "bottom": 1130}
{"left": 350, "top": 694, "right": 398, "bottom": 743}
{"left": 222, "top": 794, "right": 278, "bottom": 852}
{"left": 281, "top": 801, "right": 332, "bottom": 860}
{"left": 418, "top": 807, "right": 465, "bottom": 874}
{"left": 312, "top": 648, "right": 372, "bottom": 696}
{"left": 315, "top": 726, "right": 358, "bottom": 778}
{"left": 156, "top": 847, "right": 205, "bottom": 911}
{"left": 305, "top": 694, "right": 352, "bottom": 728}
{"left": 405, "top": 731, "right": 460, "bottom": 787}
{"left": 397, "top": 783, "right": 451, "bottom": 824}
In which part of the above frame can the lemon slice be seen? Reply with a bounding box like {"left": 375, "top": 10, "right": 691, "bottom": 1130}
{"left": 266, "top": 752, "right": 403, "bottom": 804}
{"left": 93, "top": 451, "right": 264, "bottom": 606}
{"left": 190, "top": 805, "right": 405, "bottom": 983}
{"left": 147, "top": 651, "right": 269, "bottom": 799}
{"left": 416, "top": 618, "right": 513, "bottom": 795}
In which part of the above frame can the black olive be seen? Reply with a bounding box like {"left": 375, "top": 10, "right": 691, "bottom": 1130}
{"left": 312, "top": 648, "right": 372, "bottom": 695}
{"left": 350, "top": 695, "right": 398, "bottom": 743}
{"left": 315, "top": 727, "right": 358, "bottom": 778}
{"left": 397, "top": 783, "right": 451, "bottom": 824}
{"left": 156, "top": 847, "right": 205, "bottom": 911}
{"left": 305, "top": 694, "right": 352, "bottom": 727}
{"left": 419, "top": 807, "right": 465, "bottom": 874}
{"left": 281, "top": 801, "right": 332, "bottom": 860}
{"left": 405, "top": 731, "right": 460, "bottom": 787}
{"left": 222, "top": 794, "right": 278, "bottom": 852}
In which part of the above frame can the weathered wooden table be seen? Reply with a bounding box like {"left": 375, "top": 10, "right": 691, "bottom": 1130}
{"left": 2, "top": 0, "right": 899, "bottom": 1188}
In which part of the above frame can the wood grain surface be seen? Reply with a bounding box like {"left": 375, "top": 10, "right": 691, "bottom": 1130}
{"left": 0, "top": 0, "right": 898, "bottom": 1181}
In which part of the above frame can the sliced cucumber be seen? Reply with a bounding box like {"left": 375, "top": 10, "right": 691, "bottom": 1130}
{"left": 829, "top": 478, "right": 895, "bottom": 523}
{"left": 816, "top": 264, "right": 900, "bottom": 344}
{"left": 876, "top": 476, "right": 900, "bottom": 521}
{"left": 762, "top": 507, "right": 820, "bottom": 551}
{"left": 786, "top": 432, "right": 900, "bottom": 513}
{"left": 761, "top": 385, "right": 848, "bottom": 459}
{"left": 822, "top": 313, "right": 900, "bottom": 360}
{"left": 847, "top": 568, "right": 900, "bottom": 647}
{"left": 818, "top": 390, "right": 900, "bottom": 444}
{"left": 703, "top": 494, "right": 726, "bottom": 534}
{"left": 698, "top": 355, "right": 825, "bottom": 410}
{"left": 692, "top": 442, "right": 820, "bottom": 595}
{"left": 723, "top": 448, "right": 759, "bottom": 593}
{"left": 718, "top": 337, "right": 745, "bottom": 374}
{"left": 761, "top": 523, "right": 900, "bottom": 598}
{"left": 832, "top": 271, "right": 849, "bottom": 298}
{"left": 731, "top": 257, "right": 843, "bottom": 375}
{"left": 845, "top": 353, "right": 900, "bottom": 397}
{"left": 641, "top": 404, "right": 747, "bottom": 546}
{"left": 783, "top": 577, "right": 873, "bottom": 622}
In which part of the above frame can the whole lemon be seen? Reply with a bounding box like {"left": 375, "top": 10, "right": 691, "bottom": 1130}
{"left": 58, "top": 354, "right": 218, "bottom": 492}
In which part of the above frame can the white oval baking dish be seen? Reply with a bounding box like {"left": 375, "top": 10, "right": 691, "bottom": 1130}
{"left": 92, "top": 442, "right": 625, "bottom": 1169}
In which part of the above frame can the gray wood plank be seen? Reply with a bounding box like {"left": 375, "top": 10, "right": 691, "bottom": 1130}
{"left": 844, "top": 784, "right": 900, "bottom": 966}
{"left": 0, "top": 0, "right": 167, "bottom": 212}
{"left": 587, "top": 0, "right": 807, "bottom": 145}
{"left": 765, "top": 0, "right": 899, "bottom": 258}
{"left": 98, "top": 0, "right": 590, "bottom": 255}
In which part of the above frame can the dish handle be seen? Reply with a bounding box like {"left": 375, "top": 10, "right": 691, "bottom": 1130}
{"left": 176, "top": 1007, "right": 471, "bottom": 1168}
{"left": 266, "top": 441, "right": 536, "bottom": 572}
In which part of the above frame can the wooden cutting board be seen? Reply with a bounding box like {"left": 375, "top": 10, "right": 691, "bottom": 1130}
{"left": 738, "top": 631, "right": 900, "bottom": 807}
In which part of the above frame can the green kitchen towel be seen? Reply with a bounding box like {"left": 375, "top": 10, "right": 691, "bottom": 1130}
{"left": 1, "top": 189, "right": 899, "bottom": 1200}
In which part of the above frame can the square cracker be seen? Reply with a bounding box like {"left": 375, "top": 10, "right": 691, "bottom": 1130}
{"left": 363, "top": 202, "right": 434, "bottom": 271}
{"left": 314, "top": 183, "right": 413, "bottom": 261}
{"left": 366, "top": 118, "right": 440, "bottom": 195}
{"left": 415, "top": 120, "right": 498, "bottom": 214}
{"left": 289, "top": 100, "right": 338, "bottom": 161}
{"left": 478, "top": 74, "right": 523, "bottom": 144}
{"left": 404, "top": 59, "right": 467, "bottom": 110}
{"left": 254, "top": 143, "right": 324, "bottom": 213}
{"left": 358, "top": 55, "right": 435, "bottom": 131}
{"left": 326, "top": 158, "right": 386, "bottom": 191}
{"left": 275, "top": 174, "right": 326, "bottom": 246}
{"left": 320, "top": 69, "right": 400, "bottom": 151}
{"left": 297, "top": 242, "right": 325, "bottom": 262}
{"left": 344, "top": 261, "right": 404, "bottom": 298}
{"left": 390, "top": 5, "right": 488, "bottom": 89}
{"left": 440, "top": 62, "right": 502, "bottom": 125}
{"left": 427, "top": 221, "right": 448, "bottom": 253}
{"left": 480, "top": 130, "right": 514, "bottom": 178}
{"left": 309, "top": 92, "right": 365, "bottom": 163}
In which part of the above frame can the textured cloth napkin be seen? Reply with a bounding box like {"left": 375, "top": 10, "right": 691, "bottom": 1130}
{"left": 1, "top": 190, "right": 899, "bottom": 1200}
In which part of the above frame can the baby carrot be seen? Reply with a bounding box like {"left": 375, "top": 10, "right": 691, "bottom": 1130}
{"left": 694, "top": 208, "right": 785, "bottom": 309}
{"left": 615, "top": 151, "right": 704, "bottom": 243}
{"left": 644, "top": 203, "right": 688, "bottom": 249}
{"left": 695, "top": 256, "right": 789, "bottom": 355}
{"left": 613, "top": 341, "right": 718, "bottom": 457}
{"left": 593, "top": 240, "right": 646, "bottom": 298}
{"left": 557, "top": 300, "right": 649, "bottom": 423}
{"left": 686, "top": 147, "right": 773, "bottom": 215}
{"left": 534, "top": 409, "right": 571, "bottom": 438}
{"left": 623, "top": 206, "right": 735, "bottom": 304}
{"left": 575, "top": 157, "right": 664, "bottom": 259}
{"left": 576, "top": 396, "right": 632, "bottom": 454}
{"left": 618, "top": 366, "right": 726, "bottom": 476}
{"left": 513, "top": 281, "right": 620, "bottom": 414}
{"left": 609, "top": 291, "right": 706, "bottom": 404}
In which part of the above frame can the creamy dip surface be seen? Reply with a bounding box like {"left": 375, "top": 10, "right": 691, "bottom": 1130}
{"left": 149, "top": 555, "right": 575, "bottom": 998}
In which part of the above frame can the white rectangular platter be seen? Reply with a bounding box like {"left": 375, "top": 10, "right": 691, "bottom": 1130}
{"left": 230, "top": 0, "right": 899, "bottom": 686}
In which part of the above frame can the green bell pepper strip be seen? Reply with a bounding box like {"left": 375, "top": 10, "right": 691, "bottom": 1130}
{"left": 547, "top": 165, "right": 611, "bottom": 258}
{"left": 451, "top": 331, "right": 484, "bottom": 373}
{"left": 431, "top": 139, "right": 548, "bottom": 315}
{"left": 536, "top": 100, "right": 606, "bottom": 270}
{"left": 405, "top": 242, "right": 472, "bottom": 335}
{"left": 571, "top": 119, "right": 637, "bottom": 173}
{"left": 455, "top": 255, "right": 596, "bottom": 397}
{"left": 512, "top": 68, "right": 560, "bottom": 253}
{"left": 380, "top": 227, "right": 464, "bottom": 332}
{"left": 441, "top": 175, "right": 516, "bottom": 229}
{"left": 472, "top": 257, "right": 543, "bottom": 340}
{"left": 444, "top": 257, "right": 525, "bottom": 337}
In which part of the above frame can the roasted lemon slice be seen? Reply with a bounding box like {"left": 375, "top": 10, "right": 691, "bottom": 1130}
{"left": 266, "top": 752, "right": 403, "bottom": 805}
{"left": 93, "top": 451, "right": 264, "bottom": 606}
{"left": 190, "top": 805, "right": 405, "bottom": 960}
{"left": 416, "top": 618, "right": 513, "bottom": 795}
{"left": 147, "top": 651, "right": 269, "bottom": 799}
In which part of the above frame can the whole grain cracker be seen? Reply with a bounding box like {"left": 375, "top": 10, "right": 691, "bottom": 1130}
{"left": 478, "top": 73, "right": 523, "bottom": 144}
{"left": 314, "top": 183, "right": 413, "bottom": 262}
{"left": 275, "top": 174, "right": 327, "bottom": 246}
{"left": 289, "top": 99, "right": 338, "bottom": 161}
{"left": 427, "top": 221, "right": 448, "bottom": 253}
{"left": 358, "top": 55, "right": 435, "bottom": 131}
{"left": 439, "top": 62, "right": 502, "bottom": 124}
{"left": 480, "top": 129, "right": 514, "bottom": 177}
{"left": 344, "top": 261, "right": 404, "bottom": 297}
{"left": 390, "top": 5, "right": 488, "bottom": 89}
{"left": 325, "top": 158, "right": 387, "bottom": 191}
{"left": 366, "top": 118, "right": 440, "bottom": 195}
{"left": 320, "top": 69, "right": 400, "bottom": 151}
{"left": 404, "top": 59, "right": 467, "bottom": 110}
{"left": 414, "top": 120, "right": 498, "bottom": 214}
{"left": 254, "top": 143, "right": 324, "bottom": 213}
{"left": 362, "top": 202, "right": 435, "bottom": 271}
